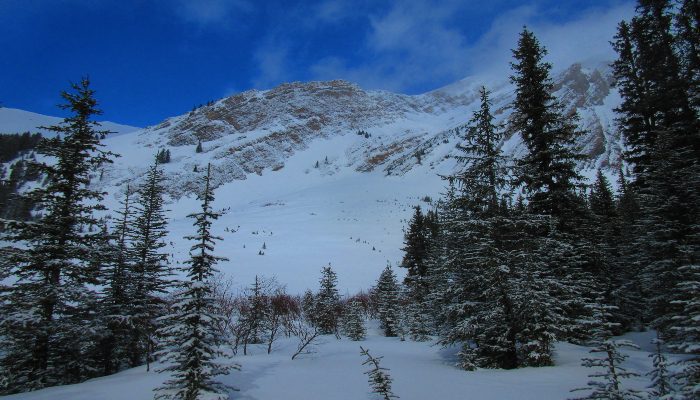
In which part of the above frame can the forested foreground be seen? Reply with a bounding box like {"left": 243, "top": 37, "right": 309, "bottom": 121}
{"left": 1, "top": 1, "right": 698, "bottom": 399}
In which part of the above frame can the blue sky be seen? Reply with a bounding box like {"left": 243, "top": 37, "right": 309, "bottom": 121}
{"left": 0, "top": 0, "right": 634, "bottom": 127}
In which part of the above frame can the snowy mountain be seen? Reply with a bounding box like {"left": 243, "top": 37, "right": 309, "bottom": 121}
{"left": 0, "top": 107, "right": 140, "bottom": 137}
{"left": 1, "top": 61, "right": 623, "bottom": 294}
{"left": 104, "top": 62, "right": 620, "bottom": 199}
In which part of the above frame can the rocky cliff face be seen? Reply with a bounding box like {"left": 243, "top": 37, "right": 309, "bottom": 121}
{"left": 110, "top": 61, "right": 622, "bottom": 197}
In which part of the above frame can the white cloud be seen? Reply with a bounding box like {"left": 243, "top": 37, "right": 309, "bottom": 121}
{"left": 462, "top": 2, "right": 636, "bottom": 84}
{"left": 251, "top": 41, "right": 293, "bottom": 90}
{"left": 306, "top": 1, "right": 635, "bottom": 93}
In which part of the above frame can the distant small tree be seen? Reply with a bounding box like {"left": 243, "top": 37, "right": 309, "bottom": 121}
{"left": 195, "top": 140, "right": 203, "bottom": 153}
{"left": 239, "top": 276, "right": 271, "bottom": 353}
{"left": 316, "top": 266, "right": 341, "bottom": 335}
{"left": 343, "top": 300, "right": 366, "bottom": 341}
{"left": 376, "top": 265, "right": 401, "bottom": 337}
{"left": 156, "top": 148, "right": 171, "bottom": 164}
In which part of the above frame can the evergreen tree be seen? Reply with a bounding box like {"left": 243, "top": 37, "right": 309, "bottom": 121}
{"left": 316, "top": 265, "right": 340, "bottom": 335}
{"left": 195, "top": 140, "right": 203, "bottom": 153}
{"left": 509, "top": 27, "right": 585, "bottom": 229}
{"left": 405, "top": 300, "right": 431, "bottom": 342}
{"left": 434, "top": 87, "right": 569, "bottom": 369}
{"left": 614, "top": 169, "right": 645, "bottom": 330}
{"left": 239, "top": 275, "right": 271, "bottom": 349}
{"left": 376, "top": 265, "right": 401, "bottom": 337}
{"left": 668, "top": 263, "right": 700, "bottom": 398}
{"left": 571, "top": 301, "right": 642, "bottom": 400}
{"left": 301, "top": 289, "right": 318, "bottom": 328}
{"left": 647, "top": 337, "right": 672, "bottom": 399}
{"left": 155, "top": 164, "right": 239, "bottom": 400}
{"left": 400, "top": 206, "right": 428, "bottom": 284}
{"left": 360, "top": 347, "right": 399, "bottom": 400}
{"left": 613, "top": 2, "right": 700, "bottom": 339}
{"left": 97, "top": 185, "right": 136, "bottom": 375}
{"left": 587, "top": 171, "right": 632, "bottom": 332}
{"left": 129, "top": 159, "right": 172, "bottom": 370}
{"left": 342, "top": 300, "right": 366, "bottom": 341}
{"left": 612, "top": 0, "right": 696, "bottom": 188}
{"left": 0, "top": 78, "right": 116, "bottom": 392}
{"left": 676, "top": 0, "right": 700, "bottom": 117}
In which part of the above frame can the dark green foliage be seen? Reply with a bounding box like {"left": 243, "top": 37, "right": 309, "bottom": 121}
{"left": 613, "top": 0, "right": 700, "bottom": 346}
{"left": 195, "top": 140, "right": 203, "bottom": 153}
{"left": 509, "top": 27, "right": 585, "bottom": 230}
{"left": 609, "top": 3, "right": 700, "bottom": 396}
{"left": 432, "top": 86, "right": 572, "bottom": 369}
{"left": 128, "top": 160, "right": 172, "bottom": 370}
{"left": 0, "top": 132, "right": 42, "bottom": 162}
{"left": 155, "top": 164, "right": 239, "bottom": 400}
{"left": 0, "top": 78, "right": 116, "bottom": 393}
{"left": 0, "top": 160, "right": 38, "bottom": 221}
{"left": 400, "top": 206, "right": 438, "bottom": 289}
{"left": 668, "top": 264, "right": 700, "bottom": 398}
{"left": 97, "top": 185, "right": 136, "bottom": 375}
{"left": 156, "top": 148, "right": 171, "bottom": 164}
{"left": 612, "top": 1, "right": 696, "bottom": 188}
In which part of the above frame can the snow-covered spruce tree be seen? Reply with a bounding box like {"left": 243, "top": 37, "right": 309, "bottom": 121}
{"left": 509, "top": 27, "right": 585, "bottom": 232}
{"left": 376, "top": 265, "right": 401, "bottom": 337}
{"left": 613, "top": 170, "right": 645, "bottom": 330}
{"left": 437, "top": 87, "right": 535, "bottom": 370}
{"left": 97, "top": 184, "right": 136, "bottom": 375}
{"left": 360, "top": 347, "right": 399, "bottom": 400}
{"left": 510, "top": 28, "right": 593, "bottom": 344}
{"left": 239, "top": 275, "right": 271, "bottom": 354}
{"left": 155, "top": 164, "right": 239, "bottom": 400}
{"left": 129, "top": 159, "right": 172, "bottom": 370}
{"left": 301, "top": 289, "right": 318, "bottom": 327}
{"left": 587, "top": 170, "right": 634, "bottom": 333}
{"left": 669, "top": 263, "right": 700, "bottom": 399}
{"left": 405, "top": 300, "right": 431, "bottom": 342}
{"left": 401, "top": 206, "right": 428, "bottom": 285}
{"left": 343, "top": 300, "right": 367, "bottom": 341}
{"left": 316, "top": 265, "right": 341, "bottom": 335}
{"left": 647, "top": 337, "right": 672, "bottom": 399}
{"left": 570, "top": 301, "right": 642, "bottom": 400}
{"left": 0, "top": 78, "right": 116, "bottom": 393}
{"left": 612, "top": 0, "right": 700, "bottom": 333}
{"left": 424, "top": 187, "right": 460, "bottom": 338}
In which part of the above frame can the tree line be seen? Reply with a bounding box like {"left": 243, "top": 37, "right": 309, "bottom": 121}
{"left": 398, "top": 2, "right": 698, "bottom": 398}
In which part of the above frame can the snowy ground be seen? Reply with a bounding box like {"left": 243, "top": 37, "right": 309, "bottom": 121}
{"left": 4, "top": 326, "right": 667, "bottom": 400}
{"left": 97, "top": 130, "right": 451, "bottom": 294}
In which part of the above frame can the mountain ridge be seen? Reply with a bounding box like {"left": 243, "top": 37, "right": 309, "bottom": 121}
{"left": 94, "top": 60, "right": 621, "bottom": 200}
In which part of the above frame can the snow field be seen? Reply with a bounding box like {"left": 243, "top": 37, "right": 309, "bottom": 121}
{"left": 4, "top": 327, "right": 667, "bottom": 400}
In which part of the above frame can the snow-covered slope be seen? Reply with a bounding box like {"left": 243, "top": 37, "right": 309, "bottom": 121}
{"left": 2, "top": 328, "right": 670, "bottom": 400}
{"left": 2, "top": 61, "right": 623, "bottom": 294}
{"left": 0, "top": 107, "right": 139, "bottom": 137}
